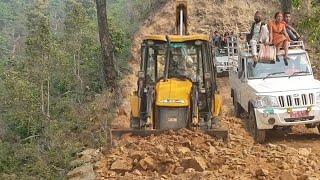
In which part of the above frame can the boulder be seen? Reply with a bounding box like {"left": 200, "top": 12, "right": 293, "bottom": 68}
{"left": 67, "top": 163, "right": 96, "bottom": 180}
{"left": 177, "top": 147, "right": 191, "bottom": 154}
{"left": 279, "top": 171, "right": 297, "bottom": 180}
{"left": 139, "top": 156, "right": 155, "bottom": 170}
{"left": 174, "top": 166, "right": 185, "bottom": 175}
{"left": 255, "top": 168, "right": 269, "bottom": 177}
{"left": 181, "top": 156, "right": 207, "bottom": 172}
{"left": 298, "top": 148, "right": 311, "bottom": 157}
{"left": 110, "top": 159, "right": 133, "bottom": 171}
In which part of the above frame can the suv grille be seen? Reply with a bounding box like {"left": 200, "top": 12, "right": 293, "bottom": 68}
{"left": 278, "top": 93, "right": 314, "bottom": 107}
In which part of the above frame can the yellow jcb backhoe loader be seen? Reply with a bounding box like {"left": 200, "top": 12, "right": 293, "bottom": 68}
{"left": 110, "top": 0, "right": 228, "bottom": 144}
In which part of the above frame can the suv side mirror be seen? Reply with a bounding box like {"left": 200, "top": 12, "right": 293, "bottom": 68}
{"left": 312, "top": 65, "right": 318, "bottom": 74}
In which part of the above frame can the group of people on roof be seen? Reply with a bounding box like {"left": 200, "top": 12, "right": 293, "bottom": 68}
{"left": 247, "top": 11, "right": 300, "bottom": 63}
{"left": 212, "top": 11, "right": 301, "bottom": 65}
{"left": 212, "top": 31, "right": 235, "bottom": 48}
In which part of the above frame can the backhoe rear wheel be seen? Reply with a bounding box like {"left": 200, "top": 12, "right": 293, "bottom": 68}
{"left": 248, "top": 106, "right": 266, "bottom": 143}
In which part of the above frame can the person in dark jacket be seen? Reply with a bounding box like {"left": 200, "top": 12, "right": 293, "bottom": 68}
{"left": 212, "top": 31, "right": 221, "bottom": 47}
{"left": 283, "top": 12, "right": 300, "bottom": 41}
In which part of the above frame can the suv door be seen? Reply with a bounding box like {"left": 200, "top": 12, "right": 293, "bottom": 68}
{"left": 235, "top": 57, "right": 247, "bottom": 110}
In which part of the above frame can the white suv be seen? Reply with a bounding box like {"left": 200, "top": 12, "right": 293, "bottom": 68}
{"left": 214, "top": 47, "right": 230, "bottom": 75}
{"left": 229, "top": 39, "right": 320, "bottom": 143}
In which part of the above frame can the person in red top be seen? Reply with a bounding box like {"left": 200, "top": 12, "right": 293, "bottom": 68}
{"left": 268, "top": 12, "right": 291, "bottom": 63}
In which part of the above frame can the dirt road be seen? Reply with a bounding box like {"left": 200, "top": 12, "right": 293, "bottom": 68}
{"left": 94, "top": 76, "right": 320, "bottom": 179}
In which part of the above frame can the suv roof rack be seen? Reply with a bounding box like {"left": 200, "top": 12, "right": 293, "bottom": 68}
{"left": 227, "top": 32, "right": 305, "bottom": 57}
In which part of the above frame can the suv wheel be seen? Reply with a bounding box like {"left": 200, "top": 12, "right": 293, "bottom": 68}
{"left": 249, "top": 107, "right": 266, "bottom": 143}
{"left": 233, "top": 96, "right": 243, "bottom": 118}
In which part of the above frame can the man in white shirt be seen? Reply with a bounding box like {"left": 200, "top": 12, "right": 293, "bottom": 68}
{"left": 247, "top": 11, "right": 269, "bottom": 63}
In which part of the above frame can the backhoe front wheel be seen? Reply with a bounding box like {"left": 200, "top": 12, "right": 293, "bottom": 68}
{"left": 248, "top": 107, "right": 266, "bottom": 143}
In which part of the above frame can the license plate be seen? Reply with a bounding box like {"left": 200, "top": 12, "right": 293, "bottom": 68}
{"left": 290, "top": 110, "right": 309, "bottom": 118}
{"left": 168, "top": 117, "right": 177, "bottom": 122}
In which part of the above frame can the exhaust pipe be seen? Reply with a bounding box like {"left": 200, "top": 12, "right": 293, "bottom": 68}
{"left": 180, "top": 8, "right": 183, "bottom": 35}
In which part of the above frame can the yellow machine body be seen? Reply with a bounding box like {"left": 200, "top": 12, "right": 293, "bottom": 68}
{"left": 213, "top": 93, "right": 222, "bottom": 116}
{"left": 130, "top": 94, "right": 140, "bottom": 118}
{"left": 155, "top": 78, "right": 193, "bottom": 107}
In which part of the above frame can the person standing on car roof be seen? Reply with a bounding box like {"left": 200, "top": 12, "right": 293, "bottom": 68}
{"left": 212, "top": 31, "right": 221, "bottom": 47}
{"left": 247, "top": 11, "right": 269, "bottom": 63}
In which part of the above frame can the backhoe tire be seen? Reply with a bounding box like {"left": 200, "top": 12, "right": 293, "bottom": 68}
{"left": 248, "top": 106, "right": 266, "bottom": 143}
{"left": 233, "top": 96, "right": 243, "bottom": 118}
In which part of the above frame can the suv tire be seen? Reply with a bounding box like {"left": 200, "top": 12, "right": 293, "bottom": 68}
{"left": 249, "top": 106, "right": 266, "bottom": 143}
{"left": 233, "top": 95, "right": 243, "bottom": 118}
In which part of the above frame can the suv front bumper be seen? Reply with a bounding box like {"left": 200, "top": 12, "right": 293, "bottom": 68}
{"left": 255, "top": 105, "right": 320, "bottom": 129}
{"left": 216, "top": 66, "right": 229, "bottom": 73}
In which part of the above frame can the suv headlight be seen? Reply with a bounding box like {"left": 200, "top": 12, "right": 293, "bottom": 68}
{"left": 254, "top": 96, "right": 279, "bottom": 108}
{"left": 316, "top": 92, "right": 320, "bottom": 103}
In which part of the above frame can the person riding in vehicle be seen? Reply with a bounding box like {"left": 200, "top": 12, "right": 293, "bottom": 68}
{"left": 283, "top": 12, "right": 301, "bottom": 41}
{"left": 268, "top": 12, "right": 291, "bottom": 65}
{"left": 247, "top": 11, "right": 269, "bottom": 63}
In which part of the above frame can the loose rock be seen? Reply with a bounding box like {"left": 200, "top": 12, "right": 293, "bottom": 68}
{"left": 110, "top": 159, "right": 133, "bottom": 171}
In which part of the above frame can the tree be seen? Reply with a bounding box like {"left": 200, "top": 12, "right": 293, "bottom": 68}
{"left": 95, "top": 0, "right": 117, "bottom": 89}
{"left": 26, "top": 0, "right": 52, "bottom": 118}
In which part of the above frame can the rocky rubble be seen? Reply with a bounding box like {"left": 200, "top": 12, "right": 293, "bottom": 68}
{"left": 94, "top": 127, "right": 320, "bottom": 180}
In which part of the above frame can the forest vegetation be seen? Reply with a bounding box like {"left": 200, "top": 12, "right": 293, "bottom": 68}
{"left": 0, "top": 0, "right": 165, "bottom": 178}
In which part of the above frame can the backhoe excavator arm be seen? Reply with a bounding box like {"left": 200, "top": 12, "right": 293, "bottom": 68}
{"left": 176, "top": 0, "right": 188, "bottom": 35}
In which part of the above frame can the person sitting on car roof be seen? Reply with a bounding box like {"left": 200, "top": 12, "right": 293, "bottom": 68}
{"left": 247, "top": 11, "right": 269, "bottom": 63}
{"left": 283, "top": 12, "right": 301, "bottom": 41}
{"left": 268, "top": 12, "right": 291, "bottom": 63}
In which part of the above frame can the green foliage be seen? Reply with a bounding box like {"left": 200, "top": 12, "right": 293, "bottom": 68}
{"left": 0, "top": 0, "right": 162, "bottom": 178}
{"left": 297, "top": 1, "right": 320, "bottom": 45}
{"left": 292, "top": 0, "right": 302, "bottom": 8}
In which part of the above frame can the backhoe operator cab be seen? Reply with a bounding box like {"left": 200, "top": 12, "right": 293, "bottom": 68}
{"left": 229, "top": 36, "right": 320, "bottom": 143}
{"left": 130, "top": 35, "right": 225, "bottom": 136}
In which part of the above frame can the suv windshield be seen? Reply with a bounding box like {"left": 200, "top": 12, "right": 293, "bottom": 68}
{"left": 247, "top": 53, "right": 311, "bottom": 79}
{"left": 215, "top": 48, "right": 228, "bottom": 57}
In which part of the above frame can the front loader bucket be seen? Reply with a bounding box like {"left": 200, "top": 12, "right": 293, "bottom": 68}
{"left": 108, "top": 128, "right": 228, "bottom": 148}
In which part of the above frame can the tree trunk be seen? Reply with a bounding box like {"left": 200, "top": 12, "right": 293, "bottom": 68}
{"left": 305, "top": 0, "right": 312, "bottom": 16}
{"left": 281, "top": 0, "right": 292, "bottom": 12}
{"left": 95, "top": 0, "right": 117, "bottom": 89}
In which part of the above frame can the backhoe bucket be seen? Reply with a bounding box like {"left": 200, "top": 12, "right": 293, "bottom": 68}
{"left": 109, "top": 127, "right": 228, "bottom": 148}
